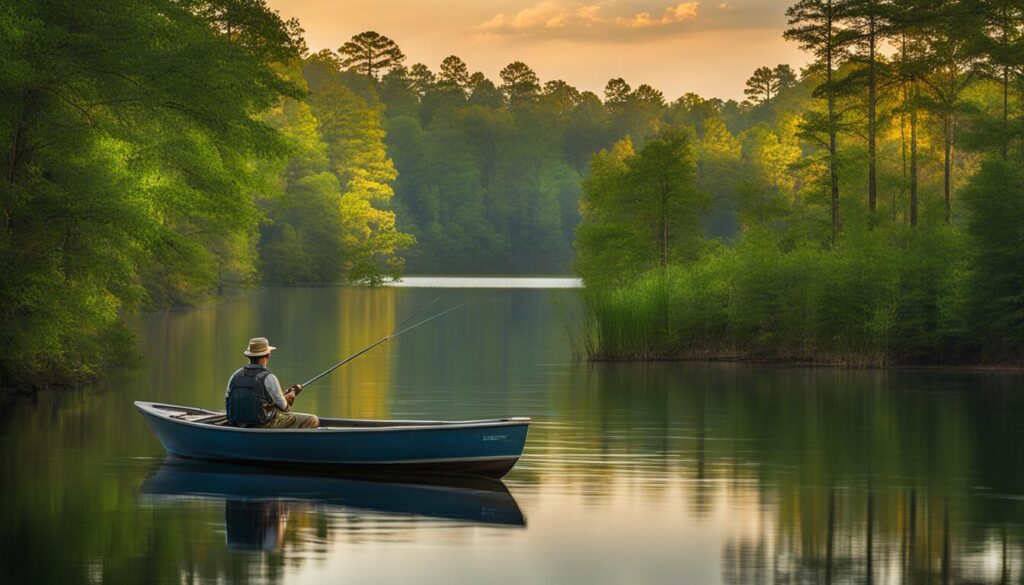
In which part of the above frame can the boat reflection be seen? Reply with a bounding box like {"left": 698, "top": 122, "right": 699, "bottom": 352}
{"left": 140, "top": 457, "right": 526, "bottom": 551}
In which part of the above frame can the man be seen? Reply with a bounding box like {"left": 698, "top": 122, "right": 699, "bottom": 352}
{"left": 225, "top": 337, "right": 320, "bottom": 429}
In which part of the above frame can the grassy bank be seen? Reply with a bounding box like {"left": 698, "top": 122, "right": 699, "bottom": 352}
{"left": 571, "top": 225, "right": 990, "bottom": 368}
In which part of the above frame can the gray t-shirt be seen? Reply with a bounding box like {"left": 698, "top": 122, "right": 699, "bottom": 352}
{"left": 225, "top": 367, "right": 289, "bottom": 411}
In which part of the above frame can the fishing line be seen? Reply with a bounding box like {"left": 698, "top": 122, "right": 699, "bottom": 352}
{"left": 300, "top": 301, "right": 465, "bottom": 389}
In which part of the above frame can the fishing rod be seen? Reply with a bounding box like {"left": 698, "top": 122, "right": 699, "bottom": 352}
{"left": 300, "top": 301, "right": 464, "bottom": 389}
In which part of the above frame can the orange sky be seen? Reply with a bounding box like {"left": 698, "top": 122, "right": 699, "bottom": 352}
{"left": 266, "top": 0, "right": 810, "bottom": 102}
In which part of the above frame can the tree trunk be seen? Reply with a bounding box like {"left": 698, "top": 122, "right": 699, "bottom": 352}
{"left": 943, "top": 113, "right": 952, "bottom": 225}
{"left": 910, "top": 83, "right": 919, "bottom": 227}
{"left": 826, "top": 16, "right": 840, "bottom": 244}
{"left": 868, "top": 19, "right": 878, "bottom": 218}
{"left": 898, "top": 94, "right": 907, "bottom": 223}
{"left": 898, "top": 36, "right": 908, "bottom": 224}
{"left": 1003, "top": 67, "right": 1009, "bottom": 161}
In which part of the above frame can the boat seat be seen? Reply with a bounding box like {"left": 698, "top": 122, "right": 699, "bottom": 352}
{"left": 175, "top": 412, "right": 229, "bottom": 426}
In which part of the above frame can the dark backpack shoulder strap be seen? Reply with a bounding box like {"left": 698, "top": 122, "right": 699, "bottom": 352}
{"left": 255, "top": 369, "right": 272, "bottom": 380}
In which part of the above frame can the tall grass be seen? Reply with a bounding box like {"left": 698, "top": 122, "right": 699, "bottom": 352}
{"left": 576, "top": 226, "right": 970, "bottom": 367}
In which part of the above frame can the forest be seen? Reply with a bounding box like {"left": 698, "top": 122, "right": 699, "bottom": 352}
{"left": 574, "top": 0, "right": 1024, "bottom": 367}
{"left": 2, "top": 0, "right": 1023, "bottom": 391}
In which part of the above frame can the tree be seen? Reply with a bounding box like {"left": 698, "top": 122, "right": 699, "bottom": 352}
{"left": 977, "top": 0, "right": 1024, "bottom": 160}
{"left": 302, "top": 56, "right": 414, "bottom": 282}
{"left": 632, "top": 84, "right": 666, "bottom": 107}
{"left": 543, "top": 80, "right": 583, "bottom": 113}
{"left": 785, "top": 0, "right": 852, "bottom": 244}
{"left": 438, "top": 55, "right": 470, "bottom": 91}
{"left": 774, "top": 64, "right": 800, "bottom": 90}
{"left": 841, "top": 0, "right": 891, "bottom": 216}
{"left": 920, "top": 0, "right": 985, "bottom": 224}
{"left": 0, "top": 0, "right": 301, "bottom": 388}
{"left": 575, "top": 128, "right": 704, "bottom": 288}
{"left": 961, "top": 159, "right": 1024, "bottom": 358}
{"left": 408, "top": 63, "right": 436, "bottom": 98}
{"left": 745, "top": 66, "right": 779, "bottom": 105}
{"left": 378, "top": 66, "right": 417, "bottom": 116}
{"left": 499, "top": 61, "right": 540, "bottom": 107}
{"left": 467, "top": 72, "right": 504, "bottom": 108}
{"left": 891, "top": 0, "right": 933, "bottom": 226}
{"left": 604, "top": 78, "right": 632, "bottom": 106}
{"left": 338, "top": 31, "right": 405, "bottom": 80}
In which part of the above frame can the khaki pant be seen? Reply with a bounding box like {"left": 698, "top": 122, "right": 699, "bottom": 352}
{"left": 263, "top": 411, "right": 318, "bottom": 429}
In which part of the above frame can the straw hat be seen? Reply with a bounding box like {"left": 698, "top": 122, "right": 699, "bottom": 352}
{"left": 243, "top": 337, "right": 277, "bottom": 357}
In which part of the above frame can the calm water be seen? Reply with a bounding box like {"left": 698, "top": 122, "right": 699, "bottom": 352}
{"left": 3, "top": 282, "right": 1024, "bottom": 584}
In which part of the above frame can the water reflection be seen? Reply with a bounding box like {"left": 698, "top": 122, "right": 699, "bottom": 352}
{"left": 532, "top": 363, "right": 1024, "bottom": 585}
{"left": 140, "top": 458, "right": 527, "bottom": 533}
{"left": 4, "top": 286, "right": 1024, "bottom": 584}
{"left": 224, "top": 500, "right": 290, "bottom": 552}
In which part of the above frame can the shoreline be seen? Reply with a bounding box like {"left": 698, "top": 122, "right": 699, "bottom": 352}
{"left": 584, "top": 354, "right": 1024, "bottom": 374}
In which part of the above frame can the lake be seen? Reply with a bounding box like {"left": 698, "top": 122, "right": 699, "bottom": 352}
{"left": 2, "top": 280, "right": 1023, "bottom": 584}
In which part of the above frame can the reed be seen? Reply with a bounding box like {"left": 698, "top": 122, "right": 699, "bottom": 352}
{"left": 573, "top": 226, "right": 971, "bottom": 367}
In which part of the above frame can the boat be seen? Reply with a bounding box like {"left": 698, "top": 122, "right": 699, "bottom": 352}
{"left": 135, "top": 401, "right": 531, "bottom": 478}
{"left": 140, "top": 457, "right": 526, "bottom": 532}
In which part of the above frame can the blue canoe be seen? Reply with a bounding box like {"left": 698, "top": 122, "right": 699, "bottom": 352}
{"left": 135, "top": 401, "right": 531, "bottom": 478}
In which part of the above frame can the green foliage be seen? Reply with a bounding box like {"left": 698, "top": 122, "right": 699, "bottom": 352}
{"left": 0, "top": 10, "right": 414, "bottom": 391}
{"left": 259, "top": 55, "right": 413, "bottom": 284}
{"left": 581, "top": 225, "right": 970, "bottom": 365}
{"left": 338, "top": 31, "right": 405, "bottom": 80}
{"left": 575, "top": 128, "right": 705, "bottom": 289}
{"left": 961, "top": 160, "right": 1024, "bottom": 359}
{"left": 0, "top": 0, "right": 301, "bottom": 389}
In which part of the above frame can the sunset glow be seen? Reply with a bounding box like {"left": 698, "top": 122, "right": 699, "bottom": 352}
{"left": 267, "top": 0, "right": 808, "bottom": 101}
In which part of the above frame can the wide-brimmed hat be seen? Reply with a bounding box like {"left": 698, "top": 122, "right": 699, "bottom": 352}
{"left": 243, "top": 337, "right": 277, "bottom": 357}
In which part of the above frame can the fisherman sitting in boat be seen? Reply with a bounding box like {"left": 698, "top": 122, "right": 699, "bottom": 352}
{"left": 225, "top": 337, "right": 320, "bottom": 429}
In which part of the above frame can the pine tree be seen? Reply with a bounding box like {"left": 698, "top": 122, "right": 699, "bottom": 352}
{"left": 785, "top": 0, "right": 853, "bottom": 243}
{"left": 840, "top": 0, "right": 891, "bottom": 217}
{"left": 499, "top": 61, "right": 540, "bottom": 107}
{"left": 774, "top": 64, "right": 800, "bottom": 90}
{"left": 891, "top": 0, "right": 932, "bottom": 226}
{"left": 603, "top": 78, "right": 632, "bottom": 107}
{"left": 978, "top": 0, "right": 1024, "bottom": 159}
{"left": 745, "top": 66, "right": 779, "bottom": 105}
{"left": 338, "top": 31, "right": 405, "bottom": 80}
{"left": 921, "top": 0, "right": 984, "bottom": 224}
{"left": 438, "top": 55, "right": 470, "bottom": 92}
{"left": 408, "top": 63, "right": 436, "bottom": 98}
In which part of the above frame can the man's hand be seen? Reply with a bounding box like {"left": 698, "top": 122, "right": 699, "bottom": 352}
{"left": 288, "top": 383, "right": 303, "bottom": 396}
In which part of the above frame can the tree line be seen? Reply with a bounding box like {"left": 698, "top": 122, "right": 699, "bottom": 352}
{"left": 575, "top": 0, "right": 1024, "bottom": 365}
{"left": 3, "top": 0, "right": 1021, "bottom": 389}
{"left": 0, "top": 0, "right": 411, "bottom": 390}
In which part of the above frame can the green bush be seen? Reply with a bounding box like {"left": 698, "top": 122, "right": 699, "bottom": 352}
{"left": 581, "top": 223, "right": 971, "bottom": 366}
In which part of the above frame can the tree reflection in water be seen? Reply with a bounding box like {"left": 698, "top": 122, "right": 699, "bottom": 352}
{"left": 4, "top": 287, "right": 1024, "bottom": 584}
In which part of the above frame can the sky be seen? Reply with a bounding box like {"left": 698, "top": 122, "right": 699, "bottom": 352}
{"left": 266, "top": 0, "right": 810, "bottom": 102}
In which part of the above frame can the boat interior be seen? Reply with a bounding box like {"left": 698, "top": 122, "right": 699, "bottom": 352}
{"left": 147, "top": 402, "right": 527, "bottom": 429}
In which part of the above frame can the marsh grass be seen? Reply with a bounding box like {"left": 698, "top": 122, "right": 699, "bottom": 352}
{"left": 572, "top": 226, "right": 971, "bottom": 367}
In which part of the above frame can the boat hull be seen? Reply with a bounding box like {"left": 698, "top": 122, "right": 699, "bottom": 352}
{"left": 135, "top": 402, "right": 530, "bottom": 478}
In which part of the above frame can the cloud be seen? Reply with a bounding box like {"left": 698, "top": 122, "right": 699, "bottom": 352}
{"left": 616, "top": 3, "right": 699, "bottom": 27}
{"left": 477, "top": 1, "right": 702, "bottom": 40}
{"left": 478, "top": 1, "right": 605, "bottom": 32}
{"left": 719, "top": 3, "right": 734, "bottom": 10}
